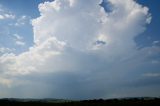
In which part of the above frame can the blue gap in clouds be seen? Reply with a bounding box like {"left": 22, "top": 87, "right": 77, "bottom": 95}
{"left": 99, "top": 0, "right": 113, "bottom": 13}
{"left": 135, "top": 0, "right": 160, "bottom": 48}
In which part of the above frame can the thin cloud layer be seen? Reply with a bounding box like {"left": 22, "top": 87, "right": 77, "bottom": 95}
{"left": 0, "top": 0, "right": 160, "bottom": 99}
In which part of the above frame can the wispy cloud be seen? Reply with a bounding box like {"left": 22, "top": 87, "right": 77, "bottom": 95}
{"left": 0, "top": 6, "right": 15, "bottom": 20}
{"left": 0, "top": 47, "right": 15, "bottom": 54}
{"left": 152, "top": 40, "right": 160, "bottom": 46}
{"left": 14, "top": 15, "right": 30, "bottom": 26}
{"left": 0, "top": 14, "right": 15, "bottom": 20}
{"left": 151, "top": 60, "right": 159, "bottom": 64}
{"left": 143, "top": 73, "right": 160, "bottom": 77}
{"left": 13, "top": 34, "right": 26, "bottom": 46}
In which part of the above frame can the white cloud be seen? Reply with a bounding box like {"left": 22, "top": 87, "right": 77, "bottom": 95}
{"left": 153, "top": 40, "right": 160, "bottom": 45}
{"left": 143, "top": 73, "right": 160, "bottom": 77}
{"left": 0, "top": 13, "right": 15, "bottom": 20}
{"left": 0, "top": 0, "right": 159, "bottom": 99}
{"left": 0, "top": 47, "right": 15, "bottom": 54}
{"left": 15, "top": 41, "right": 26, "bottom": 46}
{"left": 32, "top": 0, "right": 151, "bottom": 59}
{"left": 151, "top": 60, "right": 159, "bottom": 64}
{"left": 13, "top": 34, "right": 23, "bottom": 40}
{"left": 0, "top": 15, "right": 4, "bottom": 19}
{"left": 4, "top": 14, "right": 15, "bottom": 19}
{"left": 4, "top": 0, "right": 152, "bottom": 74}
{"left": 13, "top": 34, "right": 26, "bottom": 46}
{"left": 15, "top": 15, "right": 29, "bottom": 26}
{"left": 0, "top": 6, "right": 15, "bottom": 20}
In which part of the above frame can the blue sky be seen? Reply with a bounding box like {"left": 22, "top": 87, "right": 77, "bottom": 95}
{"left": 0, "top": 0, "right": 45, "bottom": 17}
{"left": 136, "top": 0, "right": 160, "bottom": 47}
{"left": 0, "top": 0, "right": 53, "bottom": 53}
{"left": 0, "top": 0, "right": 160, "bottom": 99}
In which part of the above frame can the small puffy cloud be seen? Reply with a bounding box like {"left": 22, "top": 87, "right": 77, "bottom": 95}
{"left": 0, "top": 15, "right": 4, "bottom": 19}
{"left": 0, "top": 14, "right": 15, "bottom": 20}
{"left": 151, "top": 60, "right": 159, "bottom": 64}
{"left": 15, "top": 15, "right": 29, "bottom": 26}
{"left": 0, "top": 5, "right": 15, "bottom": 20}
{"left": 143, "top": 73, "right": 160, "bottom": 77}
{"left": 4, "top": 14, "right": 15, "bottom": 19}
{"left": 15, "top": 41, "right": 26, "bottom": 46}
{"left": 0, "top": 13, "right": 15, "bottom": 20}
{"left": 13, "top": 34, "right": 26, "bottom": 46}
{"left": 152, "top": 40, "right": 160, "bottom": 45}
{"left": 0, "top": 47, "right": 15, "bottom": 55}
{"left": 13, "top": 34, "right": 23, "bottom": 40}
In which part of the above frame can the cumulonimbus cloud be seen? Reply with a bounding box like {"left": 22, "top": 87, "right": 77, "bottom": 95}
{"left": 0, "top": 0, "right": 160, "bottom": 99}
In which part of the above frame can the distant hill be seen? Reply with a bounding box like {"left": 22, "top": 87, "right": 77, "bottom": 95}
{"left": 0, "top": 97, "right": 160, "bottom": 106}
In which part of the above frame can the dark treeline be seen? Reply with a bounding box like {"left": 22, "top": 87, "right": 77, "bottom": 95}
{"left": 0, "top": 97, "right": 160, "bottom": 106}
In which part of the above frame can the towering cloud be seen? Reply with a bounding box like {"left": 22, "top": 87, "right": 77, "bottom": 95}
{"left": 0, "top": 0, "right": 160, "bottom": 99}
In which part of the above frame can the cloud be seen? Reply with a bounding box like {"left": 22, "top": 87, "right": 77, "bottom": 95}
{"left": 13, "top": 34, "right": 23, "bottom": 40}
{"left": 0, "top": 6, "right": 15, "bottom": 20}
{"left": 0, "top": 47, "right": 15, "bottom": 54}
{"left": 13, "top": 34, "right": 26, "bottom": 46}
{"left": 0, "top": 14, "right": 15, "bottom": 20}
{"left": 151, "top": 60, "right": 159, "bottom": 64}
{"left": 15, "top": 41, "right": 25, "bottom": 46}
{"left": 0, "top": 0, "right": 160, "bottom": 99}
{"left": 0, "top": 11, "right": 15, "bottom": 20}
{"left": 0, "top": 15, "right": 4, "bottom": 19}
{"left": 152, "top": 40, "right": 160, "bottom": 45}
{"left": 143, "top": 73, "right": 160, "bottom": 77}
{"left": 4, "top": 14, "right": 15, "bottom": 19}
{"left": 14, "top": 15, "right": 30, "bottom": 26}
{"left": 32, "top": 0, "right": 151, "bottom": 59}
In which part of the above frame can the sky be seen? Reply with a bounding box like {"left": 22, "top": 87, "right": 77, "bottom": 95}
{"left": 0, "top": 0, "right": 160, "bottom": 100}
